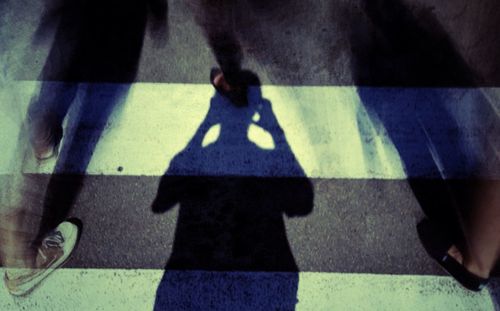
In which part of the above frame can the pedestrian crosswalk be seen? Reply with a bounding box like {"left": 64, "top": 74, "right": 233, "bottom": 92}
{"left": 2, "top": 0, "right": 500, "bottom": 307}
{"left": 1, "top": 81, "right": 499, "bottom": 310}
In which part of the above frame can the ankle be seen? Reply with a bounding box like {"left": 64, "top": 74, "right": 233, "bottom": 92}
{"left": 447, "top": 245, "right": 490, "bottom": 278}
{"left": 463, "top": 259, "right": 490, "bottom": 279}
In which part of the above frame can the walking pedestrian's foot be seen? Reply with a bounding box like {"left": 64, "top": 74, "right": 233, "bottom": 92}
{"left": 417, "top": 219, "right": 489, "bottom": 291}
{"left": 446, "top": 245, "right": 490, "bottom": 279}
{"left": 210, "top": 68, "right": 248, "bottom": 107}
{"left": 28, "top": 120, "right": 63, "bottom": 161}
{"left": 4, "top": 221, "right": 80, "bottom": 296}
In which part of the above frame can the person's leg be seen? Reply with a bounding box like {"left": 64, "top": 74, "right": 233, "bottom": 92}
{"left": 0, "top": 128, "right": 48, "bottom": 272}
{"left": 193, "top": 0, "right": 243, "bottom": 82}
{"left": 418, "top": 179, "right": 500, "bottom": 291}
{"left": 0, "top": 83, "right": 80, "bottom": 296}
{"left": 448, "top": 180, "right": 500, "bottom": 278}
{"left": 34, "top": 83, "right": 129, "bottom": 243}
{"left": 27, "top": 82, "right": 78, "bottom": 160}
{"left": 0, "top": 209, "right": 38, "bottom": 270}
{"left": 0, "top": 147, "right": 79, "bottom": 295}
{"left": 189, "top": 0, "right": 250, "bottom": 105}
{"left": 1, "top": 194, "right": 79, "bottom": 297}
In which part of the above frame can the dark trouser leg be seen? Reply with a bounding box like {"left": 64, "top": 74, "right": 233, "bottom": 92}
{"left": 190, "top": 0, "right": 243, "bottom": 85}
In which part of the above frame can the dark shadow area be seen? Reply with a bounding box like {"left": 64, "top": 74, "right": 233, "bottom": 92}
{"left": 28, "top": 0, "right": 167, "bottom": 238}
{"left": 350, "top": 0, "right": 475, "bottom": 87}
{"left": 33, "top": 0, "right": 167, "bottom": 82}
{"left": 347, "top": 0, "right": 499, "bottom": 274}
{"left": 152, "top": 74, "right": 313, "bottom": 310}
{"left": 186, "top": 0, "right": 500, "bottom": 86}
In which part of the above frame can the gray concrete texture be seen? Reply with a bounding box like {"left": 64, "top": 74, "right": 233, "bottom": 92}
{"left": 0, "top": 175, "right": 441, "bottom": 274}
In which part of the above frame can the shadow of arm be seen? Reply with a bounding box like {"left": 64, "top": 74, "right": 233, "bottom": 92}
{"left": 151, "top": 175, "right": 188, "bottom": 213}
{"left": 283, "top": 178, "right": 314, "bottom": 217}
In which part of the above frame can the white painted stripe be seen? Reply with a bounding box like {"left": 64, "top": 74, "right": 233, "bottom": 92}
{"left": 1, "top": 82, "right": 498, "bottom": 178}
{"left": 0, "top": 268, "right": 498, "bottom": 311}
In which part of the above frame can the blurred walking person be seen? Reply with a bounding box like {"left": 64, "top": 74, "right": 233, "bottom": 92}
{"left": 0, "top": 0, "right": 166, "bottom": 296}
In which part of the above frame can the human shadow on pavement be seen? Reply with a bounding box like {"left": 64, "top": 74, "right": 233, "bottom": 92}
{"left": 348, "top": 0, "right": 499, "bottom": 272}
{"left": 151, "top": 74, "right": 313, "bottom": 310}
{"left": 29, "top": 0, "right": 167, "bottom": 239}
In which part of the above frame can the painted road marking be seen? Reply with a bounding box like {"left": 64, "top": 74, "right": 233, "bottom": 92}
{"left": 1, "top": 82, "right": 498, "bottom": 178}
{"left": 0, "top": 269, "right": 498, "bottom": 311}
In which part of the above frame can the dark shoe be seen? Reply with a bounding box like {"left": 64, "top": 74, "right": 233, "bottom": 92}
{"left": 417, "top": 219, "right": 489, "bottom": 291}
{"left": 210, "top": 68, "right": 248, "bottom": 107}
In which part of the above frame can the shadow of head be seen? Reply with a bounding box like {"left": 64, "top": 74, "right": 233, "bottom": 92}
{"left": 151, "top": 71, "right": 313, "bottom": 218}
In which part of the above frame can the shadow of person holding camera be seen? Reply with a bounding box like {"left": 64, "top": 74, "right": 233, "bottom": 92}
{"left": 152, "top": 72, "right": 313, "bottom": 310}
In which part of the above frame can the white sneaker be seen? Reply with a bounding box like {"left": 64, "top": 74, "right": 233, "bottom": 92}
{"left": 4, "top": 221, "right": 79, "bottom": 296}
